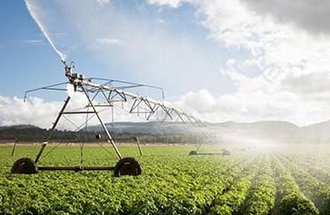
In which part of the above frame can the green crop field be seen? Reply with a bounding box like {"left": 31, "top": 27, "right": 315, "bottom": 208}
{"left": 1, "top": 144, "right": 330, "bottom": 214}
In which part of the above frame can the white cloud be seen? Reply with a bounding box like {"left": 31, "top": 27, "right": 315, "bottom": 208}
{"left": 157, "top": 19, "right": 167, "bottom": 24}
{"left": 96, "top": 38, "right": 123, "bottom": 46}
{"left": 155, "top": 0, "right": 330, "bottom": 126}
{"left": 96, "top": 0, "right": 111, "bottom": 6}
{"left": 0, "top": 96, "right": 61, "bottom": 128}
{"left": 0, "top": 93, "right": 95, "bottom": 129}
{"left": 20, "top": 0, "right": 330, "bottom": 126}
{"left": 23, "top": 0, "right": 226, "bottom": 96}
{"left": 177, "top": 89, "right": 215, "bottom": 113}
{"left": 0, "top": 93, "right": 181, "bottom": 129}
{"left": 147, "top": 0, "right": 183, "bottom": 8}
{"left": 241, "top": 0, "right": 330, "bottom": 35}
{"left": 23, "top": 39, "right": 44, "bottom": 45}
{"left": 177, "top": 85, "right": 330, "bottom": 126}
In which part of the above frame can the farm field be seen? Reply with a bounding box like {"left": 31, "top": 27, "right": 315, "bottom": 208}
{"left": 1, "top": 144, "right": 330, "bottom": 214}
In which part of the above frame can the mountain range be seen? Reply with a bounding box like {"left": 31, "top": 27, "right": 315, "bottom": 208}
{"left": 2, "top": 120, "right": 330, "bottom": 144}
{"left": 86, "top": 120, "right": 330, "bottom": 144}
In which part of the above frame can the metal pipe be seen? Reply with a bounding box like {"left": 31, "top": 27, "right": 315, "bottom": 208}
{"left": 136, "top": 136, "right": 143, "bottom": 156}
{"left": 35, "top": 143, "right": 47, "bottom": 163}
{"left": 49, "top": 96, "right": 71, "bottom": 136}
{"left": 38, "top": 166, "right": 115, "bottom": 171}
{"left": 11, "top": 140, "right": 17, "bottom": 156}
{"left": 194, "top": 152, "right": 223, "bottom": 155}
{"left": 63, "top": 111, "right": 96, "bottom": 114}
{"left": 35, "top": 96, "right": 71, "bottom": 163}
{"left": 24, "top": 82, "right": 68, "bottom": 102}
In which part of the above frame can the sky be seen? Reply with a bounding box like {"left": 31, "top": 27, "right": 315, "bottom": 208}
{"left": 1, "top": 0, "right": 330, "bottom": 128}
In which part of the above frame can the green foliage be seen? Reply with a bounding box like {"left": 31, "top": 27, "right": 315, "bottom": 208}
{"left": 280, "top": 193, "right": 319, "bottom": 215}
{"left": 0, "top": 145, "right": 237, "bottom": 214}
{"left": 1, "top": 145, "right": 330, "bottom": 214}
{"left": 210, "top": 160, "right": 259, "bottom": 215}
{"left": 280, "top": 157, "right": 330, "bottom": 214}
{"left": 273, "top": 158, "right": 319, "bottom": 215}
{"left": 241, "top": 157, "right": 276, "bottom": 215}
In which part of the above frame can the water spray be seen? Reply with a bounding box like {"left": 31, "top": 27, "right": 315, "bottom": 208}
{"left": 25, "top": 0, "right": 66, "bottom": 61}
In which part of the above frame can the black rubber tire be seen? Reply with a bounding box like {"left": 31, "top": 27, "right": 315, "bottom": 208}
{"left": 114, "top": 157, "right": 142, "bottom": 177}
{"left": 11, "top": 157, "right": 38, "bottom": 174}
{"left": 189, "top": 150, "right": 197, "bottom": 155}
{"left": 95, "top": 133, "right": 102, "bottom": 139}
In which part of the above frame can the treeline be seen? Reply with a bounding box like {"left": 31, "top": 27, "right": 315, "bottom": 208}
{"left": 0, "top": 125, "right": 206, "bottom": 144}
{"left": 0, "top": 125, "right": 79, "bottom": 142}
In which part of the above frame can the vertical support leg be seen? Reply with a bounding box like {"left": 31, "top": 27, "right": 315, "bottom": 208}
{"left": 196, "top": 140, "right": 202, "bottom": 152}
{"left": 135, "top": 136, "right": 143, "bottom": 156}
{"left": 11, "top": 140, "right": 17, "bottom": 156}
{"left": 81, "top": 86, "right": 122, "bottom": 159}
{"left": 35, "top": 96, "right": 71, "bottom": 163}
{"left": 80, "top": 141, "right": 84, "bottom": 165}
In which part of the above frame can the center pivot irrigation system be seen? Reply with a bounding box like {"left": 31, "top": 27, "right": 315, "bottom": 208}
{"left": 188, "top": 131, "right": 230, "bottom": 156}
{"left": 11, "top": 61, "right": 202, "bottom": 176}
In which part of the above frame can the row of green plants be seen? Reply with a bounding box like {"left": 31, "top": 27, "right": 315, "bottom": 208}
{"left": 209, "top": 158, "right": 259, "bottom": 215}
{"left": 2, "top": 145, "right": 330, "bottom": 214}
{"left": 280, "top": 156, "right": 330, "bottom": 214}
{"left": 0, "top": 146, "right": 247, "bottom": 214}
{"left": 240, "top": 155, "right": 276, "bottom": 215}
{"left": 272, "top": 156, "right": 319, "bottom": 215}
{"left": 285, "top": 155, "right": 330, "bottom": 185}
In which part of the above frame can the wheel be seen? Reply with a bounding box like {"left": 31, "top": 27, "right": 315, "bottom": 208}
{"left": 114, "top": 157, "right": 142, "bottom": 177}
{"left": 11, "top": 158, "right": 38, "bottom": 174}
{"left": 222, "top": 149, "right": 231, "bottom": 156}
{"left": 95, "top": 133, "right": 102, "bottom": 139}
{"left": 189, "top": 150, "right": 197, "bottom": 155}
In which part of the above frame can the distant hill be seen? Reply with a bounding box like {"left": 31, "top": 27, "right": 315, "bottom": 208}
{"left": 0, "top": 125, "right": 47, "bottom": 142}
{"left": 82, "top": 120, "right": 330, "bottom": 144}
{"left": 84, "top": 121, "right": 199, "bottom": 135}
{"left": 0, "top": 125, "right": 79, "bottom": 142}
{"left": 2, "top": 120, "right": 330, "bottom": 144}
{"left": 301, "top": 120, "right": 330, "bottom": 144}
{"left": 0, "top": 122, "right": 201, "bottom": 143}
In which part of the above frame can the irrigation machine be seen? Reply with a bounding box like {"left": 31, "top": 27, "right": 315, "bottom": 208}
{"left": 11, "top": 61, "right": 201, "bottom": 176}
{"left": 188, "top": 129, "right": 230, "bottom": 156}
